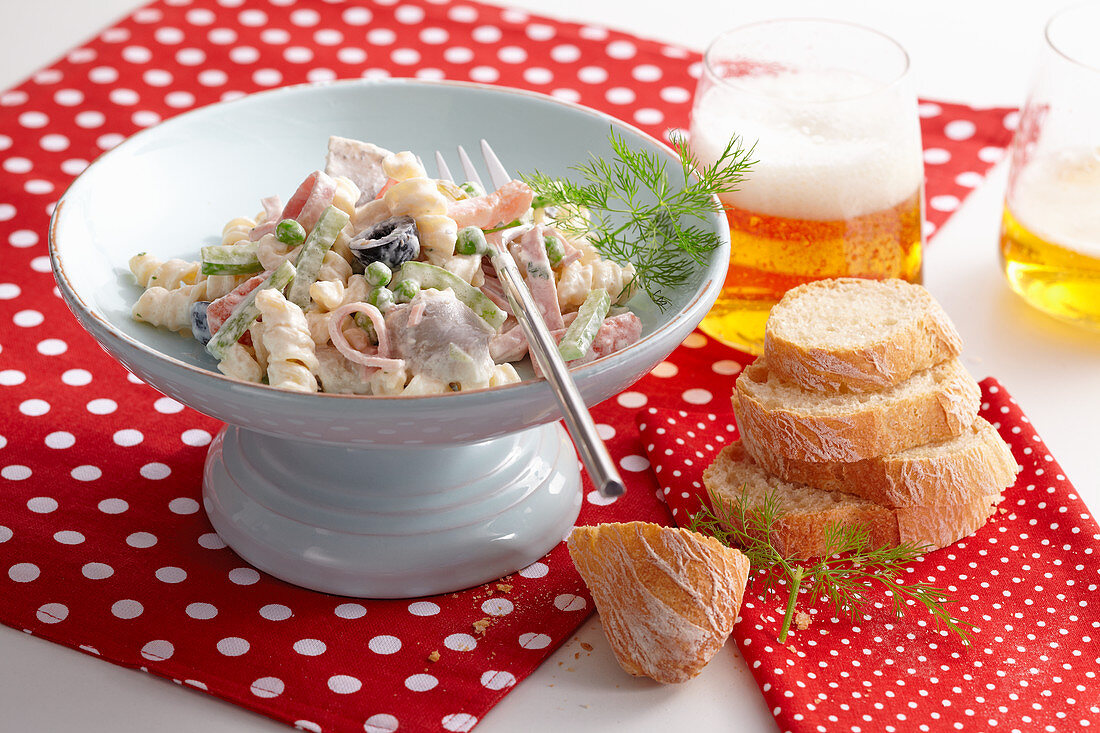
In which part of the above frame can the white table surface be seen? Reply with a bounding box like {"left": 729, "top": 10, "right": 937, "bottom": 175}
{"left": 1, "top": 1, "right": 1095, "bottom": 732}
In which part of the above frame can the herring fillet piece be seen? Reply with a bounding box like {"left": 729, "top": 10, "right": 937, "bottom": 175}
{"left": 324, "top": 136, "right": 393, "bottom": 205}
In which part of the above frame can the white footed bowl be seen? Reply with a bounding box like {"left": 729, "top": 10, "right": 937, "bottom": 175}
{"left": 51, "top": 79, "right": 729, "bottom": 597}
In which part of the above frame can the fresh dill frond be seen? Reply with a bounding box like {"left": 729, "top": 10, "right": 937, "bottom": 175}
{"left": 523, "top": 129, "right": 754, "bottom": 310}
{"left": 688, "top": 487, "right": 974, "bottom": 644}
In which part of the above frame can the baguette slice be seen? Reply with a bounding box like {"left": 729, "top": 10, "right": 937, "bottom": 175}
{"left": 764, "top": 278, "right": 963, "bottom": 392}
{"left": 703, "top": 443, "right": 1000, "bottom": 558}
{"left": 741, "top": 417, "right": 1020, "bottom": 507}
{"left": 734, "top": 356, "right": 981, "bottom": 463}
{"left": 567, "top": 522, "right": 750, "bottom": 684}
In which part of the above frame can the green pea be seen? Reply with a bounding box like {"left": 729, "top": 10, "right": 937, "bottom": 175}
{"left": 455, "top": 226, "right": 489, "bottom": 256}
{"left": 393, "top": 279, "right": 420, "bottom": 303}
{"left": 367, "top": 285, "right": 395, "bottom": 312}
{"left": 275, "top": 219, "right": 306, "bottom": 246}
{"left": 365, "top": 261, "right": 393, "bottom": 287}
{"left": 544, "top": 233, "right": 565, "bottom": 267}
{"left": 460, "top": 181, "right": 485, "bottom": 198}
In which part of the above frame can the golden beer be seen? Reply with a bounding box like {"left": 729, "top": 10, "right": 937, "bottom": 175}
{"left": 1000, "top": 208, "right": 1100, "bottom": 329}
{"left": 701, "top": 191, "right": 923, "bottom": 350}
{"left": 690, "top": 22, "right": 923, "bottom": 353}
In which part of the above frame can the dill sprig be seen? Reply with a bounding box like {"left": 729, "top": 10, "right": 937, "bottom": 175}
{"left": 688, "top": 487, "right": 975, "bottom": 644}
{"left": 523, "top": 130, "right": 753, "bottom": 309}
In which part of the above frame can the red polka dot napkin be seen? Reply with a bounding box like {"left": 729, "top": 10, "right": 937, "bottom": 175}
{"left": 638, "top": 336, "right": 1100, "bottom": 733}
{"left": 0, "top": 0, "right": 1021, "bottom": 731}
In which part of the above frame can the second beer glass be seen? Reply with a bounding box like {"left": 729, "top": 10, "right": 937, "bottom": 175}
{"left": 690, "top": 20, "right": 925, "bottom": 353}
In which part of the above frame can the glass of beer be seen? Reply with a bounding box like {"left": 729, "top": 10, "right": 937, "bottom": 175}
{"left": 1000, "top": 3, "right": 1100, "bottom": 330}
{"left": 690, "top": 20, "right": 924, "bottom": 353}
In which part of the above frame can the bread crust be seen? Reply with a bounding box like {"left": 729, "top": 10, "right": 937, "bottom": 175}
{"left": 740, "top": 418, "right": 1020, "bottom": 507}
{"left": 703, "top": 443, "right": 1000, "bottom": 558}
{"left": 764, "top": 279, "right": 963, "bottom": 393}
{"left": 567, "top": 522, "right": 750, "bottom": 684}
{"left": 734, "top": 357, "right": 981, "bottom": 463}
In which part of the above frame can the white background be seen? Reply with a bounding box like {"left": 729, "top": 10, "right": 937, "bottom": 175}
{"left": 0, "top": 1, "right": 1096, "bottom": 732}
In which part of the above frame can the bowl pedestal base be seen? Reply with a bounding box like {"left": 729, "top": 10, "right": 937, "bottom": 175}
{"left": 201, "top": 423, "right": 583, "bottom": 598}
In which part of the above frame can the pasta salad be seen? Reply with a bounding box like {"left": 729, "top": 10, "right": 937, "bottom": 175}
{"left": 129, "top": 136, "right": 642, "bottom": 395}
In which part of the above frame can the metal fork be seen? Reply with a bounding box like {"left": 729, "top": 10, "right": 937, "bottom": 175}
{"left": 434, "top": 141, "right": 625, "bottom": 499}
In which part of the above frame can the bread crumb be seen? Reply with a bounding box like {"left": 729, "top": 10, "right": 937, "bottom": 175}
{"left": 787, "top": 645, "right": 797, "bottom": 654}
{"left": 579, "top": 642, "right": 593, "bottom": 652}
{"left": 427, "top": 650, "right": 440, "bottom": 663}
{"left": 795, "top": 611, "right": 811, "bottom": 631}
{"left": 496, "top": 583, "right": 513, "bottom": 593}
{"left": 473, "top": 618, "right": 491, "bottom": 635}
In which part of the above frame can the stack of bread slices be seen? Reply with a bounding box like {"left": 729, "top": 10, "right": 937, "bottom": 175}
{"left": 704, "top": 278, "right": 1020, "bottom": 557}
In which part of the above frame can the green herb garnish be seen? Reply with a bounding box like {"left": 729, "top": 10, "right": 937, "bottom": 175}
{"left": 523, "top": 130, "right": 753, "bottom": 309}
{"left": 688, "top": 487, "right": 974, "bottom": 644}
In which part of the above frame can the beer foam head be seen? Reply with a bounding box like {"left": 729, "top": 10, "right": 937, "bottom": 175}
{"left": 1011, "top": 148, "right": 1100, "bottom": 256}
{"left": 691, "top": 69, "right": 923, "bottom": 220}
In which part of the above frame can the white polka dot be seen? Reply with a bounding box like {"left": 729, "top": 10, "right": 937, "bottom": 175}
{"left": 404, "top": 674, "right": 438, "bottom": 692}
{"left": 36, "top": 603, "right": 68, "bottom": 624}
{"left": 229, "top": 46, "right": 260, "bottom": 64}
{"left": 98, "top": 498, "right": 128, "bottom": 514}
{"left": 36, "top": 339, "right": 67, "bottom": 355}
{"left": 198, "top": 532, "right": 226, "bottom": 549}
{"left": 126, "top": 532, "right": 157, "bottom": 548}
{"left": 2, "top": 465, "right": 31, "bottom": 481}
{"left": 4, "top": 158, "right": 32, "bottom": 174}
{"left": 0, "top": 369, "right": 24, "bottom": 385}
{"left": 469, "top": 66, "right": 499, "bottom": 83}
{"left": 217, "top": 637, "right": 250, "bottom": 656}
{"left": 0, "top": 283, "right": 20, "bottom": 299}
{"left": 24, "top": 178, "right": 53, "bottom": 194}
{"left": 682, "top": 388, "right": 713, "bottom": 405}
{"left": 343, "top": 7, "right": 373, "bottom": 24}
{"left": 179, "top": 429, "right": 211, "bottom": 446}
{"left": 481, "top": 598, "right": 513, "bottom": 616}
{"left": 186, "top": 602, "right": 218, "bottom": 620}
{"left": 121, "top": 46, "right": 152, "bottom": 64}
{"left": 363, "top": 714, "right": 399, "bottom": 733}
{"left": 60, "top": 158, "right": 88, "bottom": 176}
{"left": 367, "top": 28, "right": 395, "bottom": 45}
{"left": 44, "top": 432, "right": 74, "bottom": 449}
{"left": 956, "top": 171, "right": 984, "bottom": 188}
{"left": 253, "top": 68, "right": 282, "bottom": 86}
{"left": 154, "top": 25, "right": 183, "bottom": 43}
{"left": 54, "top": 89, "right": 84, "bottom": 106}
{"left": 408, "top": 601, "right": 440, "bottom": 616}
{"left": 337, "top": 47, "right": 366, "bottom": 64}
{"left": 444, "top": 633, "right": 478, "bottom": 651}
{"left": 518, "top": 632, "right": 552, "bottom": 649}
{"left": 553, "top": 593, "right": 587, "bottom": 611}
{"left": 632, "top": 64, "right": 662, "bottom": 82}
{"left": 441, "top": 713, "right": 478, "bottom": 732}
{"left": 711, "top": 360, "right": 742, "bottom": 375}
{"left": 155, "top": 397, "right": 184, "bottom": 414}
{"left": 112, "top": 599, "right": 144, "bottom": 619}
{"left": 19, "top": 399, "right": 50, "bottom": 416}
{"left": 141, "top": 640, "right": 174, "bottom": 662}
{"left": 166, "top": 90, "right": 197, "bottom": 107}
{"left": 9, "top": 563, "right": 40, "bottom": 582}
{"left": 19, "top": 111, "right": 49, "bottom": 128}
{"left": 682, "top": 332, "right": 707, "bottom": 348}
{"left": 206, "top": 27, "right": 235, "bottom": 44}
{"left": 293, "top": 639, "right": 326, "bottom": 656}
{"left": 238, "top": 9, "right": 268, "bottom": 26}
{"left": 550, "top": 44, "right": 581, "bottom": 63}
{"left": 619, "top": 455, "right": 650, "bottom": 473}
{"left": 923, "top": 148, "right": 951, "bottom": 165}
{"left": 472, "top": 25, "right": 502, "bottom": 43}
{"left": 155, "top": 566, "right": 187, "bottom": 583}
{"left": 978, "top": 146, "right": 1004, "bottom": 163}
{"left": 71, "top": 465, "right": 102, "bottom": 482}
{"left": 944, "top": 119, "right": 977, "bottom": 140}
{"left": 328, "top": 674, "right": 362, "bottom": 694}
{"left": 334, "top": 602, "right": 365, "bottom": 619}
{"left": 616, "top": 391, "right": 647, "bottom": 409}
{"left": 111, "top": 429, "right": 143, "bottom": 447}
{"left": 88, "top": 66, "right": 118, "bottom": 84}
{"left": 82, "top": 562, "right": 113, "bottom": 579}
{"left": 176, "top": 48, "right": 206, "bottom": 66}
{"left": 420, "top": 27, "right": 449, "bottom": 45}
{"left": 250, "top": 677, "right": 284, "bottom": 698}
{"left": 86, "top": 398, "right": 117, "bottom": 415}
{"left": 53, "top": 530, "right": 84, "bottom": 545}
{"left": 369, "top": 635, "right": 402, "bottom": 654}
{"left": 524, "top": 67, "right": 553, "bottom": 85}
{"left": 634, "top": 108, "right": 664, "bottom": 126}
{"left": 260, "top": 604, "right": 292, "bottom": 621}
{"left": 480, "top": 670, "right": 516, "bottom": 690}
{"left": 519, "top": 561, "right": 549, "bottom": 578}
{"left": 307, "top": 68, "right": 337, "bottom": 82}
{"left": 497, "top": 45, "right": 527, "bottom": 64}
{"left": 918, "top": 102, "right": 942, "bottom": 118}
{"left": 578, "top": 66, "right": 608, "bottom": 84}
{"left": 0, "top": 526, "right": 10, "bottom": 543}
{"left": 391, "top": 48, "right": 420, "bottom": 65}
{"left": 1, "top": 90, "right": 28, "bottom": 106}
{"left": 141, "top": 463, "right": 171, "bottom": 480}
{"left": 0, "top": 203, "right": 13, "bottom": 220}
{"left": 75, "top": 110, "right": 105, "bottom": 128}
{"left": 586, "top": 489, "right": 619, "bottom": 506}
{"left": 930, "top": 195, "right": 960, "bottom": 212}
{"left": 229, "top": 567, "right": 261, "bottom": 585}
{"left": 607, "top": 40, "right": 637, "bottom": 59}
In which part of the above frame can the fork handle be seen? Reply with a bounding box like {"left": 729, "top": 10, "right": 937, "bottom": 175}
{"left": 491, "top": 246, "right": 626, "bottom": 499}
